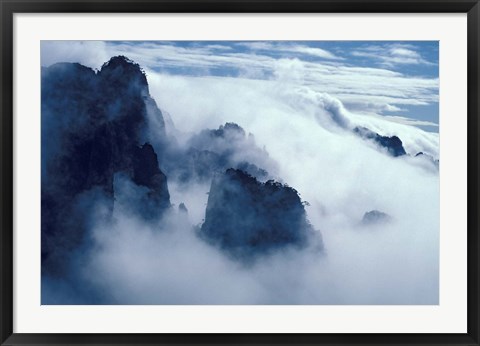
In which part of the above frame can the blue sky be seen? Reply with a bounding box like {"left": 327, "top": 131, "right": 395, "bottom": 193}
{"left": 115, "top": 41, "right": 439, "bottom": 76}
{"left": 42, "top": 40, "right": 439, "bottom": 132}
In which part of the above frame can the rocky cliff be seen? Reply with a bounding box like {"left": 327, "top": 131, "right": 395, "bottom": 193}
{"left": 200, "top": 169, "right": 320, "bottom": 259}
{"left": 41, "top": 56, "right": 171, "bottom": 275}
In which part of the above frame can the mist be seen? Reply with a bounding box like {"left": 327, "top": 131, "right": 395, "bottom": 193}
{"left": 41, "top": 44, "right": 439, "bottom": 305}
{"left": 76, "top": 72, "right": 438, "bottom": 305}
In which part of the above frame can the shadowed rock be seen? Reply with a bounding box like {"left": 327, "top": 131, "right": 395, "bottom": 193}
{"left": 42, "top": 56, "right": 170, "bottom": 275}
{"left": 200, "top": 169, "right": 321, "bottom": 260}
{"left": 354, "top": 126, "right": 406, "bottom": 157}
{"left": 178, "top": 203, "right": 189, "bottom": 214}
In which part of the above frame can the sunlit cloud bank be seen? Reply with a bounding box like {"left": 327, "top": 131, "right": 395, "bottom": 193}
{"left": 41, "top": 41, "right": 439, "bottom": 304}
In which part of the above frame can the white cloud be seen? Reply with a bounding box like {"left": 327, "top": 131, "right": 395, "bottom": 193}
{"left": 42, "top": 41, "right": 440, "bottom": 303}
{"left": 238, "top": 42, "right": 343, "bottom": 60}
{"left": 81, "top": 69, "right": 439, "bottom": 304}
{"left": 383, "top": 115, "right": 439, "bottom": 128}
{"left": 292, "top": 45, "right": 341, "bottom": 59}
{"left": 351, "top": 43, "right": 435, "bottom": 67}
{"left": 237, "top": 41, "right": 275, "bottom": 50}
{"left": 391, "top": 47, "right": 420, "bottom": 58}
{"left": 41, "top": 41, "right": 109, "bottom": 69}
{"left": 145, "top": 67, "right": 440, "bottom": 165}
{"left": 203, "top": 44, "right": 233, "bottom": 51}
{"left": 273, "top": 58, "right": 306, "bottom": 82}
{"left": 41, "top": 41, "right": 439, "bottom": 123}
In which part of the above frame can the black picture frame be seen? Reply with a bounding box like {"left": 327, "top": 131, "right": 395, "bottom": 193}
{"left": 1, "top": 1, "right": 479, "bottom": 345}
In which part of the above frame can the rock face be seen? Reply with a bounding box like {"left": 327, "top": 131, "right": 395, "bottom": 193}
{"left": 354, "top": 126, "right": 406, "bottom": 157}
{"left": 201, "top": 169, "right": 319, "bottom": 259}
{"left": 41, "top": 56, "right": 170, "bottom": 275}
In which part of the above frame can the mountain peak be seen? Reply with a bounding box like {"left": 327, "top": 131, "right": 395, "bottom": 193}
{"left": 99, "top": 55, "right": 148, "bottom": 89}
{"left": 201, "top": 168, "right": 321, "bottom": 260}
{"left": 354, "top": 126, "right": 407, "bottom": 157}
{"left": 101, "top": 55, "right": 141, "bottom": 70}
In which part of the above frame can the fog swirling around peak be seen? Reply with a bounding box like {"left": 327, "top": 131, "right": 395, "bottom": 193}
{"left": 162, "top": 122, "right": 278, "bottom": 184}
{"left": 200, "top": 168, "right": 323, "bottom": 261}
{"left": 146, "top": 62, "right": 439, "bottom": 304}
{"left": 42, "top": 56, "right": 320, "bottom": 300}
{"left": 41, "top": 55, "right": 439, "bottom": 305}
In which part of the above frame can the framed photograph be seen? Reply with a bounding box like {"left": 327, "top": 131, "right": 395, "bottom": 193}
{"left": 1, "top": 1, "right": 479, "bottom": 345}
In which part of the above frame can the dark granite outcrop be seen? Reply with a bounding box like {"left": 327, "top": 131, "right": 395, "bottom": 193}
{"left": 200, "top": 169, "right": 321, "bottom": 259}
{"left": 42, "top": 56, "right": 170, "bottom": 275}
{"left": 354, "top": 126, "right": 407, "bottom": 157}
